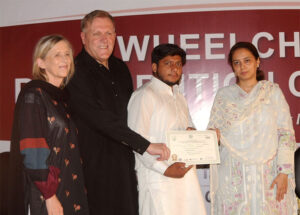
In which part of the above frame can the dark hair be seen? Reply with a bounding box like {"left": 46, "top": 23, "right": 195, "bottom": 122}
{"left": 151, "top": 43, "right": 186, "bottom": 65}
{"left": 228, "top": 41, "right": 264, "bottom": 82}
{"left": 81, "top": 10, "right": 115, "bottom": 32}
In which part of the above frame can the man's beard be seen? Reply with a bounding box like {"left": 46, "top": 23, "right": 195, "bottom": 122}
{"left": 155, "top": 72, "right": 181, "bottom": 87}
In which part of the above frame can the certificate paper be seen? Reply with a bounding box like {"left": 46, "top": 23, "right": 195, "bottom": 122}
{"left": 166, "top": 130, "right": 220, "bottom": 165}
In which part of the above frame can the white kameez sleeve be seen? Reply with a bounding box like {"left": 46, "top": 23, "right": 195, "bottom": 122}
{"left": 207, "top": 90, "right": 225, "bottom": 130}
{"left": 274, "top": 85, "right": 296, "bottom": 175}
{"left": 128, "top": 90, "right": 169, "bottom": 175}
{"left": 187, "top": 106, "right": 195, "bottom": 128}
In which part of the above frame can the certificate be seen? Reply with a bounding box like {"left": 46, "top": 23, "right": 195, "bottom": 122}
{"left": 166, "top": 130, "right": 220, "bottom": 165}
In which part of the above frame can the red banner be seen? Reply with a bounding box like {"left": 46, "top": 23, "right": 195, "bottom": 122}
{"left": 0, "top": 10, "right": 299, "bottom": 142}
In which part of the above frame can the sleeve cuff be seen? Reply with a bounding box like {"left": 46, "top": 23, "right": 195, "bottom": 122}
{"left": 277, "top": 163, "right": 294, "bottom": 175}
{"left": 152, "top": 161, "right": 169, "bottom": 175}
{"left": 130, "top": 135, "right": 151, "bottom": 155}
{"left": 34, "top": 166, "right": 60, "bottom": 199}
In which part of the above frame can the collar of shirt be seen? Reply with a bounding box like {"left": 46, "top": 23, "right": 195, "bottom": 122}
{"left": 80, "top": 48, "right": 110, "bottom": 72}
{"left": 151, "top": 76, "right": 180, "bottom": 96}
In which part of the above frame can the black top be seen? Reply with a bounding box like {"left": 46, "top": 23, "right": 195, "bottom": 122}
{"left": 67, "top": 48, "right": 150, "bottom": 215}
{"left": 294, "top": 147, "right": 300, "bottom": 198}
{"left": 8, "top": 80, "right": 89, "bottom": 215}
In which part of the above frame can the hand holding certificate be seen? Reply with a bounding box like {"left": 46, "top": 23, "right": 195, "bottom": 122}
{"left": 166, "top": 130, "right": 220, "bottom": 165}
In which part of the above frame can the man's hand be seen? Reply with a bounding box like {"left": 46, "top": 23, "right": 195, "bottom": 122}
{"left": 46, "top": 194, "right": 63, "bottom": 215}
{"left": 164, "top": 162, "right": 193, "bottom": 178}
{"left": 270, "top": 173, "right": 288, "bottom": 202}
{"left": 146, "top": 143, "right": 170, "bottom": 161}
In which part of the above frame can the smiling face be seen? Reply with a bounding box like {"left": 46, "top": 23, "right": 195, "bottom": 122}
{"left": 81, "top": 17, "right": 116, "bottom": 68}
{"left": 152, "top": 55, "right": 183, "bottom": 86}
{"left": 231, "top": 48, "right": 260, "bottom": 84}
{"left": 37, "top": 41, "right": 72, "bottom": 87}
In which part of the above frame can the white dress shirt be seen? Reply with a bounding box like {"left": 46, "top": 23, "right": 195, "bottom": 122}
{"left": 128, "top": 77, "right": 206, "bottom": 215}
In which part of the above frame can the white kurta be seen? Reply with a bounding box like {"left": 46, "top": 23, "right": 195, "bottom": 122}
{"left": 208, "top": 80, "right": 297, "bottom": 215}
{"left": 128, "top": 77, "right": 206, "bottom": 215}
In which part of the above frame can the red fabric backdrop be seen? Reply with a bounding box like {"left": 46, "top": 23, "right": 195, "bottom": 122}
{"left": 0, "top": 10, "right": 299, "bottom": 142}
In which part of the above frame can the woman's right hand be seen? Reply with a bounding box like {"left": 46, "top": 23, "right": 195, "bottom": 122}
{"left": 45, "top": 194, "right": 63, "bottom": 215}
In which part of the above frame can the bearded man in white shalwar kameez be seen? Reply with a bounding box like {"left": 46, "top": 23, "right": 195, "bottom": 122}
{"left": 127, "top": 44, "right": 207, "bottom": 215}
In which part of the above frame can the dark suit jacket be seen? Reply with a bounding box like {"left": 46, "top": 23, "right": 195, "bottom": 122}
{"left": 294, "top": 147, "right": 300, "bottom": 198}
{"left": 67, "top": 48, "right": 150, "bottom": 215}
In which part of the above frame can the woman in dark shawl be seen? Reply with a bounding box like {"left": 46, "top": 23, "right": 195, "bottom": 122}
{"left": 8, "top": 35, "right": 89, "bottom": 215}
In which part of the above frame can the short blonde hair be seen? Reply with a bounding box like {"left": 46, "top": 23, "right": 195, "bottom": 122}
{"left": 32, "top": 35, "right": 75, "bottom": 88}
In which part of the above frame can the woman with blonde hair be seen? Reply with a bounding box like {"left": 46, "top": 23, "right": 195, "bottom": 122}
{"left": 9, "top": 35, "right": 89, "bottom": 215}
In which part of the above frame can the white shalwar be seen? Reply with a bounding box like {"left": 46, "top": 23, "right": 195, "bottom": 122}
{"left": 208, "top": 80, "right": 297, "bottom": 215}
{"left": 128, "top": 77, "right": 206, "bottom": 215}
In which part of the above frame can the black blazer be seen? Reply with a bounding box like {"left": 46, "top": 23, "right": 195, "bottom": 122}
{"left": 67, "top": 48, "right": 150, "bottom": 215}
